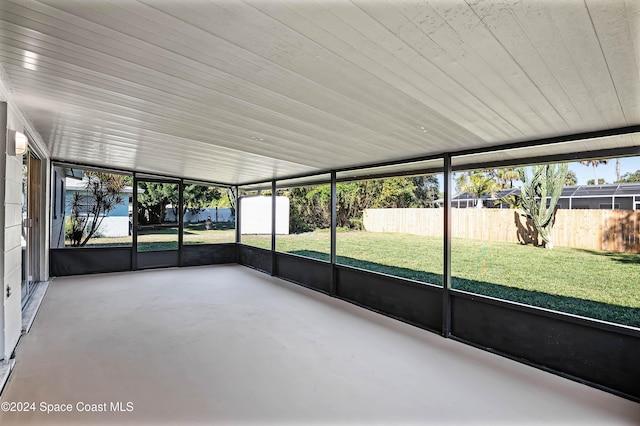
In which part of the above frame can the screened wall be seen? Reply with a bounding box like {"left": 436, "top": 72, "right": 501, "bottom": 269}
{"left": 49, "top": 166, "right": 237, "bottom": 275}
{"left": 49, "top": 149, "right": 640, "bottom": 403}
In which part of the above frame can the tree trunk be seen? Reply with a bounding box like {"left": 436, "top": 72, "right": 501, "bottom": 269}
{"left": 543, "top": 230, "right": 554, "bottom": 249}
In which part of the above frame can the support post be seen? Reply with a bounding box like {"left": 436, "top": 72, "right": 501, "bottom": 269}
{"left": 443, "top": 154, "right": 452, "bottom": 337}
{"left": 235, "top": 186, "right": 241, "bottom": 243}
{"left": 178, "top": 179, "right": 184, "bottom": 266}
{"left": 271, "top": 180, "right": 276, "bottom": 276}
{"left": 330, "top": 171, "right": 337, "bottom": 296}
{"left": 132, "top": 173, "right": 138, "bottom": 270}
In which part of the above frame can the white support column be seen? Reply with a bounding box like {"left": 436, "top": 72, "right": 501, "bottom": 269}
{"left": 1, "top": 102, "right": 23, "bottom": 361}
{"left": 0, "top": 102, "right": 6, "bottom": 360}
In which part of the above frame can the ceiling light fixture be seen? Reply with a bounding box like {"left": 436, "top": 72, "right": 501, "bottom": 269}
{"left": 22, "top": 50, "right": 38, "bottom": 71}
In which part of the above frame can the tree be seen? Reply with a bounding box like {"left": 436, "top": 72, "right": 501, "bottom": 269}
{"left": 137, "top": 182, "right": 173, "bottom": 224}
{"left": 183, "top": 184, "right": 221, "bottom": 216}
{"left": 283, "top": 175, "right": 441, "bottom": 233}
{"left": 587, "top": 178, "right": 605, "bottom": 185}
{"left": 458, "top": 172, "right": 500, "bottom": 208}
{"left": 66, "top": 172, "right": 127, "bottom": 246}
{"left": 335, "top": 182, "right": 364, "bottom": 229}
{"left": 518, "top": 163, "right": 568, "bottom": 249}
{"left": 494, "top": 168, "right": 521, "bottom": 189}
{"left": 616, "top": 170, "right": 640, "bottom": 183}
{"left": 213, "top": 188, "right": 235, "bottom": 210}
{"left": 580, "top": 159, "right": 609, "bottom": 185}
{"left": 224, "top": 188, "right": 237, "bottom": 219}
{"left": 372, "top": 177, "right": 416, "bottom": 208}
{"left": 564, "top": 170, "right": 578, "bottom": 186}
{"left": 411, "top": 175, "right": 440, "bottom": 207}
{"left": 137, "top": 183, "right": 223, "bottom": 224}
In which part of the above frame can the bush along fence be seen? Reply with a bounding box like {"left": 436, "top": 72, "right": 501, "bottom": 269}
{"left": 363, "top": 208, "right": 640, "bottom": 253}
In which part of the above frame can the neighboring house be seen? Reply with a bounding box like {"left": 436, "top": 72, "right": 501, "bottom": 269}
{"left": 443, "top": 183, "right": 640, "bottom": 210}
{"left": 50, "top": 166, "right": 133, "bottom": 247}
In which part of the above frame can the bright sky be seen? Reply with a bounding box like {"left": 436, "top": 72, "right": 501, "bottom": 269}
{"left": 568, "top": 156, "right": 640, "bottom": 185}
{"left": 445, "top": 155, "right": 640, "bottom": 193}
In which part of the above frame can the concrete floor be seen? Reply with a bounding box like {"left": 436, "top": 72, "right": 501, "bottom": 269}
{"left": 0, "top": 264, "right": 638, "bottom": 425}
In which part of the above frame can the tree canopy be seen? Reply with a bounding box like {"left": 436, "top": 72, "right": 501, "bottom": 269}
{"left": 616, "top": 170, "right": 640, "bottom": 184}
{"left": 137, "top": 182, "right": 178, "bottom": 224}
{"left": 456, "top": 171, "right": 500, "bottom": 208}
{"left": 137, "top": 183, "right": 223, "bottom": 225}
{"left": 564, "top": 170, "right": 577, "bottom": 186}
{"left": 281, "top": 175, "right": 440, "bottom": 233}
{"left": 580, "top": 159, "right": 609, "bottom": 185}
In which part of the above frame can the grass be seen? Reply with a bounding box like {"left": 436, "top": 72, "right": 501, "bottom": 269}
{"left": 78, "top": 228, "right": 639, "bottom": 327}
{"left": 244, "top": 231, "right": 640, "bottom": 327}
{"left": 74, "top": 223, "right": 235, "bottom": 251}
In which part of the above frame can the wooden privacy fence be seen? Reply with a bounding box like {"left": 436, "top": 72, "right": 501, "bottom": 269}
{"left": 363, "top": 208, "right": 640, "bottom": 253}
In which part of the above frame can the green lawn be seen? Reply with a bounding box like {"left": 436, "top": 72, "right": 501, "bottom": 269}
{"left": 81, "top": 228, "right": 639, "bottom": 327}
{"left": 78, "top": 223, "right": 236, "bottom": 251}
{"left": 245, "top": 231, "right": 640, "bottom": 327}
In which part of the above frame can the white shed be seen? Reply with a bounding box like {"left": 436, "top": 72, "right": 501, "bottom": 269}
{"left": 239, "top": 196, "right": 289, "bottom": 235}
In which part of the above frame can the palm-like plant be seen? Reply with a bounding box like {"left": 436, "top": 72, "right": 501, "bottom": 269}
{"left": 460, "top": 172, "right": 500, "bottom": 208}
{"left": 495, "top": 168, "right": 521, "bottom": 188}
{"left": 67, "top": 172, "right": 127, "bottom": 246}
{"left": 580, "top": 159, "right": 609, "bottom": 185}
{"left": 564, "top": 170, "right": 578, "bottom": 186}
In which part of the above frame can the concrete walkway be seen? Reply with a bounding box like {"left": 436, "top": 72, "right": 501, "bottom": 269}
{"left": 0, "top": 265, "right": 638, "bottom": 425}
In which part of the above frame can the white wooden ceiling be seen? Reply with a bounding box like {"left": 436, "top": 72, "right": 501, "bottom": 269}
{"left": 0, "top": 0, "right": 638, "bottom": 185}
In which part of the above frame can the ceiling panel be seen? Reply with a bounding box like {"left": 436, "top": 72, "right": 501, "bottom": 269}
{"left": 0, "top": 0, "right": 638, "bottom": 185}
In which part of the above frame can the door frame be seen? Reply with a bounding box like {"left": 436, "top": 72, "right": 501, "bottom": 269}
{"left": 21, "top": 151, "right": 42, "bottom": 307}
{"left": 132, "top": 175, "right": 183, "bottom": 270}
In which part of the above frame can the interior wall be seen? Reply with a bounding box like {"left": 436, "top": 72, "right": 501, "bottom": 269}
{"left": 0, "top": 102, "right": 6, "bottom": 358}
{"left": 0, "top": 102, "right": 23, "bottom": 360}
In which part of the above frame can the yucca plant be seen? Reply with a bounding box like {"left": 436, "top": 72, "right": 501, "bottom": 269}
{"left": 519, "top": 163, "right": 568, "bottom": 249}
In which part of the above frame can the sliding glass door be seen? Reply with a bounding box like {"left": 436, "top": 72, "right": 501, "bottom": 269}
{"left": 22, "top": 152, "right": 42, "bottom": 305}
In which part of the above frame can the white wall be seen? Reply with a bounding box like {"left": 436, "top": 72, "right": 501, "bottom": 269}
{"left": 41, "top": 158, "right": 50, "bottom": 282}
{"left": 93, "top": 216, "right": 129, "bottom": 237}
{"left": 1, "top": 102, "right": 23, "bottom": 360}
{"left": 166, "top": 207, "right": 234, "bottom": 224}
{"left": 240, "top": 196, "right": 289, "bottom": 234}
